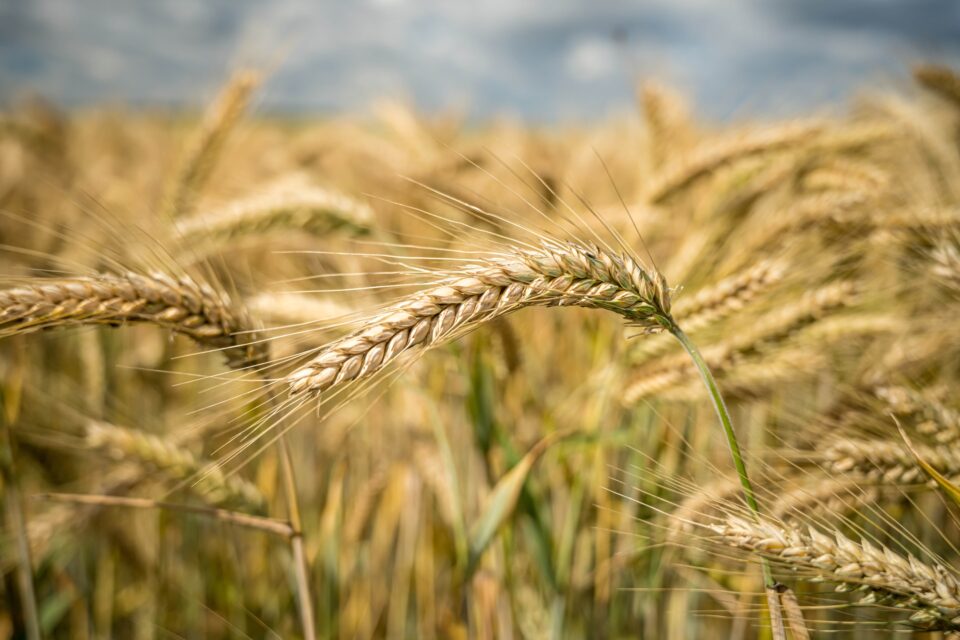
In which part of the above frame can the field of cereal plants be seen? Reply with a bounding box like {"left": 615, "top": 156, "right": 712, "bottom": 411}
{"left": 2, "top": 66, "right": 960, "bottom": 638}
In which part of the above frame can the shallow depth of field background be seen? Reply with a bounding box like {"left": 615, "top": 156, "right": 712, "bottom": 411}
{"left": 3, "top": 2, "right": 960, "bottom": 639}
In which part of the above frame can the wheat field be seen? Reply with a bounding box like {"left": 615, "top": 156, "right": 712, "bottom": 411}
{"left": 2, "top": 66, "right": 960, "bottom": 638}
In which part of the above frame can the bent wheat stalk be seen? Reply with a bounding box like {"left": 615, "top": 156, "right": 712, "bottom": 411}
{"left": 0, "top": 272, "right": 267, "bottom": 368}
{"left": 287, "top": 239, "right": 780, "bottom": 603}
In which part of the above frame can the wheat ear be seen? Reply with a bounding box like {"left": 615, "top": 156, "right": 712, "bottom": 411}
{"left": 175, "top": 183, "right": 373, "bottom": 244}
{"left": 822, "top": 437, "right": 960, "bottom": 485}
{"left": 625, "top": 281, "right": 856, "bottom": 402}
{"left": 85, "top": 421, "right": 264, "bottom": 510}
{"left": 710, "top": 516, "right": 960, "bottom": 631}
{"left": 253, "top": 290, "right": 353, "bottom": 320}
{"left": 931, "top": 242, "right": 960, "bottom": 293}
{"left": 288, "top": 240, "right": 672, "bottom": 395}
{"left": 878, "top": 385, "right": 960, "bottom": 445}
{"left": 168, "top": 69, "right": 260, "bottom": 216}
{"left": 914, "top": 64, "right": 960, "bottom": 109}
{"left": 646, "top": 121, "right": 824, "bottom": 203}
{"left": 0, "top": 272, "right": 267, "bottom": 368}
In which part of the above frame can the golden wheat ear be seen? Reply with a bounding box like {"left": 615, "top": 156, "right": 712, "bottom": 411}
{"left": 0, "top": 271, "right": 268, "bottom": 369}
{"left": 709, "top": 515, "right": 960, "bottom": 632}
{"left": 286, "top": 240, "right": 672, "bottom": 396}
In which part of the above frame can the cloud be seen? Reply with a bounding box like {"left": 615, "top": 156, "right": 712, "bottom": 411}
{"left": 0, "top": 0, "right": 957, "bottom": 121}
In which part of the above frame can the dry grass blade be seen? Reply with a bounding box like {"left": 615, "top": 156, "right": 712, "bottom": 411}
{"left": 0, "top": 271, "right": 267, "bottom": 368}
{"left": 895, "top": 419, "right": 960, "bottom": 507}
{"left": 33, "top": 492, "right": 292, "bottom": 537}
{"left": 466, "top": 430, "right": 571, "bottom": 576}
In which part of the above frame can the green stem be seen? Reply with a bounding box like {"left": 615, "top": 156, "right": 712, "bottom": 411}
{"left": 668, "top": 324, "right": 775, "bottom": 591}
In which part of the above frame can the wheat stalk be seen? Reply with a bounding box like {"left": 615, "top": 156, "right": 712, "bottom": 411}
{"left": 709, "top": 516, "right": 960, "bottom": 631}
{"left": 288, "top": 240, "right": 672, "bottom": 395}
{"left": 0, "top": 271, "right": 267, "bottom": 368}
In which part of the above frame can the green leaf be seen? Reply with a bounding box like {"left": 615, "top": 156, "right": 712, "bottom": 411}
{"left": 466, "top": 430, "right": 572, "bottom": 577}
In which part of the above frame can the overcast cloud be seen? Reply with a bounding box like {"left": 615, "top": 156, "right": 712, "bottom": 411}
{"left": 0, "top": 0, "right": 958, "bottom": 121}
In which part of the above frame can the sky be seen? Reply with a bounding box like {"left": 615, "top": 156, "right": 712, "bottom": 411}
{"left": 1, "top": 0, "right": 958, "bottom": 122}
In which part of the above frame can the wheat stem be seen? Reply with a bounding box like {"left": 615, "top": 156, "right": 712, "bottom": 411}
{"left": 278, "top": 436, "right": 316, "bottom": 640}
{"left": 669, "top": 325, "right": 776, "bottom": 594}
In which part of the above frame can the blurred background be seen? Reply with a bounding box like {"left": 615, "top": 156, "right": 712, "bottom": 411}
{"left": 2, "top": 0, "right": 960, "bottom": 120}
